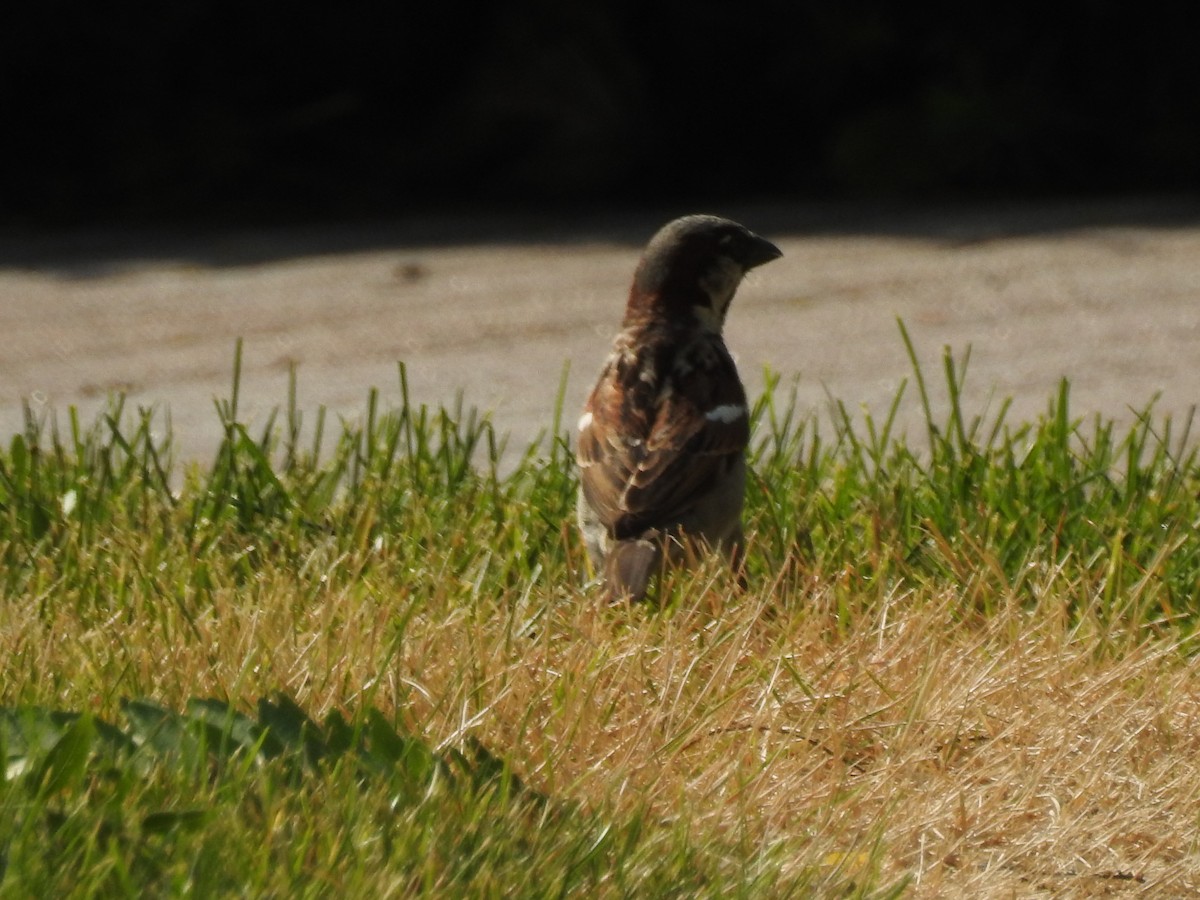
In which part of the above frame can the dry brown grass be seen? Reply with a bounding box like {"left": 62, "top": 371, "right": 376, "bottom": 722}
{"left": 10, "top": 549, "right": 1200, "bottom": 897}
{"left": 478, "top": 581, "right": 1200, "bottom": 897}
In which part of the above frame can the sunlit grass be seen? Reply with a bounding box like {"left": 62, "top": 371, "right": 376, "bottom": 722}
{"left": 2, "top": 327, "right": 1199, "bottom": 896}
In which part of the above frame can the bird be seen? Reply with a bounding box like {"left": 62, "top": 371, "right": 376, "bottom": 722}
{"left": 575, "top": 214, "right": 782, "bottom": 602}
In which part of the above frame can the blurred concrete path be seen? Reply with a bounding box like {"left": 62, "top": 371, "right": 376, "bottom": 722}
{"left": 3, "top": 198, "right": 1199, "bottom": 469}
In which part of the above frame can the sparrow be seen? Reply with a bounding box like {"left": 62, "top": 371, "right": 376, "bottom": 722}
{"left": 576, "top": 214, "right": 782, "bottom": 602}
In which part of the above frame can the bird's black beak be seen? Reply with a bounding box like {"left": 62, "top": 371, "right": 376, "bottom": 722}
{"left": 742, "top": 233, "right": 783, "bottom": 270}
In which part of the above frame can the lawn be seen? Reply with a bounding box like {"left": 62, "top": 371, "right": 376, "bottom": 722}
{"left": 2, "top": 328, "right": 1199, "bottom": 897}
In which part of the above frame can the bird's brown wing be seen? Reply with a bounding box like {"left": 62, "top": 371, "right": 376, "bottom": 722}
{"left": 577, "top": 335, "right": 748, "bottom": 541}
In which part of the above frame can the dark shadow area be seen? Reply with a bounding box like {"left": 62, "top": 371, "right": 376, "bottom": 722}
{"left": 3, "top": 195, "right": 1199, "bottom": 277}
{"left": 4, "top": 3, "right": 1199, "bottom": 247}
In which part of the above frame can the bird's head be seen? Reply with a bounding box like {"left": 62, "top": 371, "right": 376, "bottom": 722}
{"left": 625, "top": 215, "right": 781, "bottom": 332}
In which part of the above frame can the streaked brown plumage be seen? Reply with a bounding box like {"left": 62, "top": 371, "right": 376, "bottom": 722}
{"left": 576, "top": 215, "right": 781, "bottom": 601}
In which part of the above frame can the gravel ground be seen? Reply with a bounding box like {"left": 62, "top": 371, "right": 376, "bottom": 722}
{"left": 3, "top": 198, "right": 1199, "bottom": 469}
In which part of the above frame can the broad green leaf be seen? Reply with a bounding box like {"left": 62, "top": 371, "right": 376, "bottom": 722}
{"left": 257, "top": 693, "right": 326, "bottom": 768}
{"left": 32, "top": 712, "right": 94, "bottom": 795}
{"left": 187, "top": 698, "right": 283, "bottom": 760}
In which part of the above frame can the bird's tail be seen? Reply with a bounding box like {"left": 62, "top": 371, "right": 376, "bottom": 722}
{"left": 604, "top": 536, "right": 662, "bottom": 603}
